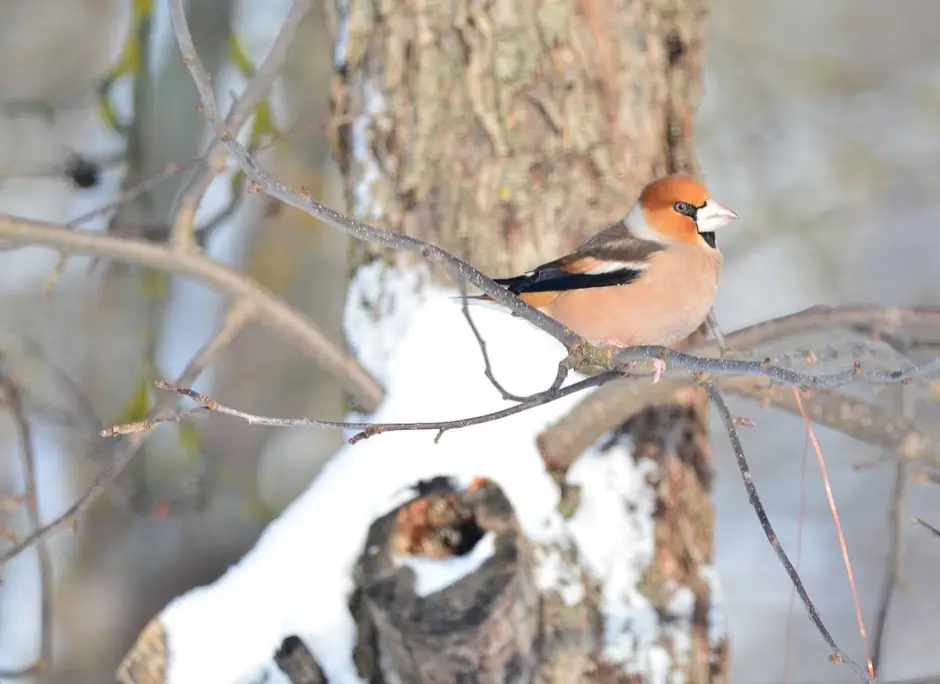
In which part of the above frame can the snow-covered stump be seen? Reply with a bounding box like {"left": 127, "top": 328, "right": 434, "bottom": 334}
{"left": 274, "top": 637, "right": 326, "bottom": 684}
{"left": 351, "top": 477, "right": 540, "bottom": 683}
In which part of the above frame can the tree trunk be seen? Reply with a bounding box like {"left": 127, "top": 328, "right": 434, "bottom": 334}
{"left": 327, "top": 0, "right": 726, "bottom": 681}
{"left": 327, "top": 0, "right": 706, "bottom": 276}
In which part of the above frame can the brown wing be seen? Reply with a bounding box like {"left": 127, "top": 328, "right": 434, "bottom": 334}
{"left": 573, "top": 218, "right": 666, "bottom": 263}
{"left": 494, "top": 220, "right": 664, "bottom": 295}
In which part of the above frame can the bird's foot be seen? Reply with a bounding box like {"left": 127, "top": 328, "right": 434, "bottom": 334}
{"left": 596, "top": 338, "right": 634, "bottom": 374}
{"left": 650, "top": 358, "right": 666, "bottom": 384}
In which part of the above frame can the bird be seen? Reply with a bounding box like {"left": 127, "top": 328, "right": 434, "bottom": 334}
{"left": 467, "top": 174, "right": 737, "bottom": 381}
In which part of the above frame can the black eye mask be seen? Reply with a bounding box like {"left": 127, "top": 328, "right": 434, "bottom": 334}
{"left": 673, "top": 201, "right": 716, "bottom": 248}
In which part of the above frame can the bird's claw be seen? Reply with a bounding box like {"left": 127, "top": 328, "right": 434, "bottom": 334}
{"left": 651, "top": 358, "right": 665, "bottom": 383}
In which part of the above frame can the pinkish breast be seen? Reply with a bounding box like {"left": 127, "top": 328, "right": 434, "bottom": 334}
{"left": 542, "top": 246, "right": 721, "bottom": 347}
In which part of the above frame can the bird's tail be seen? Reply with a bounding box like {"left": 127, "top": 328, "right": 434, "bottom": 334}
{"left": 451, "top": 276, "right": 531, "bottom": 310}
{"left": 451, "top": 294, "right": 506, "bottom": 311}
{"left": 450, "top": 293, "right": 500, "bottom": 309}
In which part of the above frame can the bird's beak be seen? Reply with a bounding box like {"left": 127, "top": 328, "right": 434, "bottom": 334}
{"left": 696, "top": 198, "right": 737, "bottom": 233}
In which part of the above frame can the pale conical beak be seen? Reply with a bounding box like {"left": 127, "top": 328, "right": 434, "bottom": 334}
{"left": 696, "top": 198, "right": 737, "bottom": 233}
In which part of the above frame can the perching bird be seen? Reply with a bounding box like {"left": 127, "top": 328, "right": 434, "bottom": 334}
{"left": 469, "top": 174, "right": 737, "bottom": 380}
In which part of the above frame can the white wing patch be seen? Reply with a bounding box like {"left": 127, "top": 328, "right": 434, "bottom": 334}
{"left": 581, "top": 260, "right": 648, "bottom": 275}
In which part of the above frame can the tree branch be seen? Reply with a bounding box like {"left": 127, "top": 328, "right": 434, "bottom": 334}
{"left": 167, "top": 3, "right": 940, "bottom": 396}
{"left": 0, "top": 300, "right": 254, "bottom": 566}
{"left": 0, "top": 373, "right": 52, "bottom": 678}
{"left": 0, "top": 214, "right": 382, "bottom": 410}
{"left": 169, "top": 0, "right": 312, "bottom": 251}
{"left": 103, "top": 372, "right": 620, "bottom": 445}
{"left": 538, "top": 308, "right": 940, "bottom": 468}
{"left": 913, "top": 517, "right": 940, "bottom": 538}
{"left": 706, "top": 383, "right": 874, "bottom": 683}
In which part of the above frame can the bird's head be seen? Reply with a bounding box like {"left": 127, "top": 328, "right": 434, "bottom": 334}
{"left": 628, "top": 174, "right": 737, "bottom": 248}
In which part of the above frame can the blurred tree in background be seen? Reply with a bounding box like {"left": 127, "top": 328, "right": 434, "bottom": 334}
{"left": 0, "top": 2, "right": 350, "bottom": 680}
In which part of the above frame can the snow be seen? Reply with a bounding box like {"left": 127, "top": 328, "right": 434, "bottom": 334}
{"left": 343, "top": 260, "right": 432, "bottom": 385}
{"left": 565, "top": 443, "right": 660, "bottom": 663}
{"left": 350, "top": 81, "right": 388, "bottom": 223}
{"left": 332, "top": 0, "right": 349, "bottom": 69}
{"left": 159, "top": 264, "right": 675, "bottom": 684}
{"left": 395, "top": 531, "right": 497, "bottom": 598}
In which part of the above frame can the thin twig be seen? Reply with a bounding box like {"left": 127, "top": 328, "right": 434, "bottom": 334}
{"left": 169, "top": 0, "right": 312, "bottom": 251}
{"left": 0, "top": 375, "right": 53, "bottom": 677}
{"left": 97, "top": 335, "right": 940, "bottom": 473}
{"left": 104, "top": 371, "right": 621, "bottom": 445}
{"left": 705, "top": 382, "right": 874, "bottom": 683}
{"left": 912, "top": 517, "right": 940, "bottom": 538}
{"left": 0, "top": 335, "right": 102, "bottom": 432}
{"left": 167, "top": 7, "right": 940, "bottom": 395}
{"left": 0, "top": 214, "right": 383, "bottom": 410}
{"left": 457, "top": 283, "right": 529, "bottom": 401}
{"left": 169, "top": 0, "right": 578, "bottom": 345}
{"left": 8, "top": 210, "right": 937, "bottom": 412}
{"left": 0, "top": 300, "right": 255, "bottom": 567}
{"left": 782, "top": 424, "right": 811, "bottom": 683}
{"left": 793, "top": 388, "right": 874, "bottom": 677}
{"left": 873, "top": 370, "right": 915, "bottom": 669}
{"left": 706, "top": 308, "right": 727, "bottom": 353}
{"left": 536, "top": 310, "right": 940, "bottom": 468}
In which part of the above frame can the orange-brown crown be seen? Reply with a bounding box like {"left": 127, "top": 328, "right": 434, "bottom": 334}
{"left": 638, "top": 175, "right": 713, "bottom": 245}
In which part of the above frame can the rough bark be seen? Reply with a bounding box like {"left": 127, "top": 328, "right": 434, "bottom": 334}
{"left": 353, "top": 478, "right": 540, "bottom": 683}
{"left": 327, "top": 0, "right": 707, "bottom": 276}
{"left": 328, "top": 0, "right": 724, "bottom": 681}
{"left": 274, "top": 636, "right": 328, "bottom": 684}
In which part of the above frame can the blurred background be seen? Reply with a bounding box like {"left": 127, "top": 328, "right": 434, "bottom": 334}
{"left": 0, "top": 0, "right": 938, "bottom": 682}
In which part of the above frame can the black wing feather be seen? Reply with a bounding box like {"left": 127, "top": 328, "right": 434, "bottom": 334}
{"left": 494, "top": 219, "right": 664, "bottom": 295}
{"left": 495, "top": 260, "right": 643, "bottom": 294}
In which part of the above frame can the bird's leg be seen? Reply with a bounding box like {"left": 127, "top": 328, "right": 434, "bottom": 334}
{"left": 650, "top": 358, "right": 666, "bottom": 383}
{"left": 594, "top": 336, "right": 663, "bottom": 381}
{"left": 597, "top": 337, "right": 635, "bottom": 374}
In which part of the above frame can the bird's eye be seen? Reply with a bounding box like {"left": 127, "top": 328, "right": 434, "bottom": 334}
{"left": 673, "top": 201, "right": 696, "bottom": 217}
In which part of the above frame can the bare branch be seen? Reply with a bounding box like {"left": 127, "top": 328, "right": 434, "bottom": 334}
{"left": 103, "top": 371, "right": 620, "bottom": 445}
{"left": 169, "top": 0, "right": 312, "bottom": 251}
{"left": 0, "top": 300, "right": 254, "bottom": 566}
{"left": 725, "top": 376, "right": 940, "bottom": 468}
{"left": 0, "top": 374, "right": 52, "bottom": 678}
{"left": 705, "top": 382, "right": 874, "bottom": 683}
{"left": 1, "top": 335, "right": 102, "bottom": 432}
{"left": 454, "top": 284, "right": 575, "bottom": 404}
{"left": 96, "top": 328, "right": 940, "bottom": 475}
{"left": 168, "top": 0, "right": 578, "bottom": 346}
{"left": 913, "top": 517, "right": 940, "bottom": 538}
{"left": 0, "top": 214, "right": 382, "bottom": 410}
{"left": 167, "top": 3, "right": 940, "bottom": 396}
{"left": 871, "top": 336, "right": 916, "bottom": 670}
{"left": 720, "top": 306, "right": 940, "bottom": 351}
{"left": 538, "top": 308, "right": 940, "bottom": 468}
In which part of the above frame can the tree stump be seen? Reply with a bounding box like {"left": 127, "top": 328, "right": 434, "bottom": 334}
{"left": 352, "top": 477, "right": 540, "bottom": 683}
{"left": 328, "top": 0, "right": 727, "bottom": 680}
